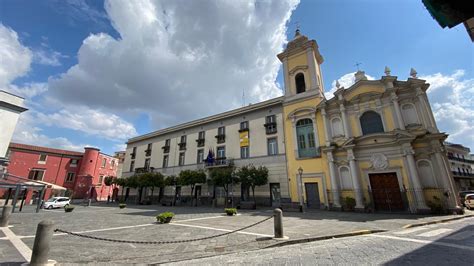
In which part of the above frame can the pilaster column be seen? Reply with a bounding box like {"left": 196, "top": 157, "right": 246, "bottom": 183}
{"left": 432, "top": 144, "right": 459, "bottom": 210}
{"left": 403, "top": 145, "right": 429, "bottom": 211}
{"left": 339, "top": 104, "right": 351, "bottom": 138}
{"left": 282, "top": 58, "right": 290, "bottom": 95}
{"left": 391, "top": 92, "right": 405, "bottom": 130}
{"left": 321, "top": 108, "right": 331, "bottom": 146}
{"left": 347, "top": 149, "right": 364, "bottom": 209}
{"left": 327, "top": 151, "right": 341, "bottom": 208}
{"left": 306, "top": 47, "right": 318, "bottom": 90}
{"left": 416, "top": 88, "right": 438, "bottom": 133}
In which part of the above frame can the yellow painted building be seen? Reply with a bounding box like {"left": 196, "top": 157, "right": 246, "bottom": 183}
{"left": 278, "top": 30, "right": 460, "bottom": 213}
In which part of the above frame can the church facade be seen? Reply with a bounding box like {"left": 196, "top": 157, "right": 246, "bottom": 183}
{"left": 123, "top": 30, "right": 459, "bottom": 213}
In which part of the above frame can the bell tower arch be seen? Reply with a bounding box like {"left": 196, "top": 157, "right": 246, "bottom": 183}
{"left": 277, "top": 29, "right": 325, "bottom": 99}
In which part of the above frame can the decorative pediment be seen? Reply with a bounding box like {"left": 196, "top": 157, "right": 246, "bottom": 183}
{"left": 288, "top": 65, "right": 309, "bottom": 76}
{"left": 287, "top": 106, "right": 317, "bottom": 120}
{"left": 354, "top": 132, "right": 415, "bottom": 147}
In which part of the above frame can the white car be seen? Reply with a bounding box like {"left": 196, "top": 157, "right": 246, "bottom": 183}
{"left": 43, "top": 197, "right": 71, "bottom": 209}
{"left": 464, "top": 194, "right": 474, "bottom": 210}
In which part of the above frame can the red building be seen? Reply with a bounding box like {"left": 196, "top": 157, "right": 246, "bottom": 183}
{"left": 2, "top": 142, "right": 118, "bottom": 204}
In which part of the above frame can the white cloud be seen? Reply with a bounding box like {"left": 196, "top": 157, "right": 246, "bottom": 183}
{"left": 0, "top": 23, "right": 32, "bottom": 87}
{"left": 326, "top": 72, "right": 375, "bottom": 99}
{"left": 421, "top": 70, "right": 474, "bottom": 149}
{"left": 113, "top": 143, "right": 127, "bottom": 152}
{"left": 12, "top": 112, "right": 85, "bottom": 152}
{"left": 48, "top": 0, "right": 299, "bottom": 128}
{"left": 33, "top": 49, "right": 67, "bottom": 66}
{"left": 3, "top": 82, "right": 48, "bottom": 99}
{"left": 36, "top": 107, "right": 137, "bottom": 141}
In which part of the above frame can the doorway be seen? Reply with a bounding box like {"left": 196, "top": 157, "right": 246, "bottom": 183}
{"left": 304, "top": 182, "right": 320, "bottom": 208}
{"left": 369, "top": 172, "right": 404, "bottom": 211}
{"left": 270, "top": 183, "right": 281, "bottom": 207}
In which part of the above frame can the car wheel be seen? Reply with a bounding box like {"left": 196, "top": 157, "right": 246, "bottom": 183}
{"left": 64, "top": 204, "right": 69, "bottom": 208}
{"left": 47, "top": 205, "right": 53, "bottom": 210}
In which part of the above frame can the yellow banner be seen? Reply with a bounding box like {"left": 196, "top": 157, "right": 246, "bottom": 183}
{"left": 239, "top": 131, "right": 249, "bottom": 147}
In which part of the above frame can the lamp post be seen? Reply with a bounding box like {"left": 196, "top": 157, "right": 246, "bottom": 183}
{"left": 297, "top": 167, "right": 305, "bottom": 213}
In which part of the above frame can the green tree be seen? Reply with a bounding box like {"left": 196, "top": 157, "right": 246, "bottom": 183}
{"left": 209, "top": 167, "right": 238, "bottom": 206}
{"left": 235, "top": 165, "right": 269, "bottom": 207}
{"left": 179, "top": 170, "right": 207, "bottom": 198}
{"left": 104, "top": 176, "right": 115, "bottom": 186}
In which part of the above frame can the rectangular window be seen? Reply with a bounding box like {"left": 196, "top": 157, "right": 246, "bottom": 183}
{"left": 163, "top": 139, "right": 171, "bottom": 153}
{"left": 265, "top": 115, "right": 277, "bottom": 134}
{"left": 38, "top": 154, "right": 47, "bottom": 164}
{"left": 240, "top": 146, "right": 249, "bottom": 159}
{"left": 66, "top": 172, "right": 75, "bottom": 182}
{"left": 131, "top": 147, "right": 137, "bottom": 159}
{"left": 144, "top": 158, "right": 151, "bottom": 170}
{"left": 70, "top": 159, "right": 78, "bottom": 166}
{"left": 179, "top": 152, "right": 185, "bottom": 166}
{"left": 180, "top": 135, "right": 187, "bottom": 143}
{"left": 99, "top": 175, "right": 104, "bottom": 184}
{"left": 101, "top": 158, "right": 107, "bottom": 168}
{"left": 217, "top": 146, "right": 226, "bottom": 158}
{"left": 130, "top": 160, "right": 135, "bottom": 172}
{"left": 240, "top": 121, "right": 249, "bottom": 131}
{"left": 198, "top": 131, "right": 205, "bottom": 140}
{"left": 145, "top": 143, "right": 152, "bottom": 156}
{"left": 179, "top": 135, "right": 187, "bottom": 150}
{"left": 162, "top": 155, "right": 169, "bottom": 168}
{"left": 218, "top": 126, "right": 225, "bottom": 135}
{"left": 267, "top": 138, "right": 278, "bottom": 155}
{"left": 28, "top": 169, "right": 45, "bottom": 181}
{"left": 111, "top": 160, "right": 115, "bottom": 168}
{"left": 197, "top": 149, "right": 204, "bottom": 164}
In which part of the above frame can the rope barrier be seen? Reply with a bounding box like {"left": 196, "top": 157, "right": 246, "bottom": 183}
{"left": 54, "top": 215, "right": 274, "bottom": 245}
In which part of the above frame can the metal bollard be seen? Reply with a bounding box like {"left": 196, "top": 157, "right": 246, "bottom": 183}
{"left": 0, "top": 206, "right": 13, "bottom": 227}
{"left": 273, "top": 208, "right": 284, "bottom": 239}
{"left": 30, "top": 220, "right": 55, "bottom": 266}
{"left": 88, "top": 199, "right": 92, "bottom": 207}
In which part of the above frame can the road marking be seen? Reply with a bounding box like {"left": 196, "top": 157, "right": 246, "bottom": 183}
{"left": 416, "top": 228, "right": 452, "bottom": 237}
{"left": 394, "top": 226, "right": 433, "bottom": 235}
{"left": 20, "top": 223, "right": 156, "bottom": 239}
{"left": 0, "top": 227, "right": 32, "bottom": 261}
{"left": 371, "top": 234, "right": 474, "bottom": 251}
{"left": 170, "top": 223, "right": 273, "bottom": 237}
{"left": 446, "top": 230, "right": 474, "bottom": 240}
{"left": 174, "top": 215, "right": 230, "bottom": 223}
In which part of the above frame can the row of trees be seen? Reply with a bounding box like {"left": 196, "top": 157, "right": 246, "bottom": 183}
{"left": 113, "top": 165, "right": 269, "bottom": 206}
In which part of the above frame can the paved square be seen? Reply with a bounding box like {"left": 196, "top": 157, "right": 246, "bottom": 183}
{"left": 0, "top": 204, "right": 471, "bottom": 264}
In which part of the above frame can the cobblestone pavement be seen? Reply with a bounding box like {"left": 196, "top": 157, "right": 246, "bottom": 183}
{"left": 169, "top": 217, "right": 474, "bottom": 265}
{"left": 0, "top": 204, "right": 472, "bottom": 264}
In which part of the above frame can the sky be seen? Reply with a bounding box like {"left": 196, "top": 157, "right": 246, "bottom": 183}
{"left": 0, "top": 0, "right": 472, "bottom": 155}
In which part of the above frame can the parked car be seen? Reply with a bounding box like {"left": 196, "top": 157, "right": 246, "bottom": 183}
{"left": 464, "top": 194, "right": 474, "bottom": 210}
{"left": 43, "top": 197, "right": 71, "bottom": 209}
{"left": 459, "top": 191, "right": 474, "bottom": 207}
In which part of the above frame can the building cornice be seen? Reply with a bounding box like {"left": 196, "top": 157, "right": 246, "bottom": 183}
{"left": 0, "top": 100, "right": 28, "bottom": 113}
{"left": 128, "top": 96, "right": 284, "bottom": 144}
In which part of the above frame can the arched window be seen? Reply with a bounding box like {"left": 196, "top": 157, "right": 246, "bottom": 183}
{"left": 295, "top": 73, "right": 306, "bottom": 94}
{"left": 296, "top": 118, "right": 317, "bottom": 158}
{"left": 401, "top": 104, "right": 418, "bottom": 126}
{"left": 339, "top": 167, "right": 352, "bottom": 190}
{"left": 331, "top": 117, "right": 344, "bottom": 137}
{"left": 417, "top": 160, "right": 436, "bottom": 188}
{"left": 360, "top": 111, "right": 384, "bottom": 135}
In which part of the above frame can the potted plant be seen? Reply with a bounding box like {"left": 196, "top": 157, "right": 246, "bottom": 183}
{"left": 225, "top": 208, "right": 237, "bottom": 216}
{"left": 156, "top": 212, "right": 175, "bottom": 224}
{"left": 64, "top": 205, "right": 75, "bottom": 213}
{"left": 343, "top": 197, "right": 356, "bottom": 211}
{"left": 119, "top": 203, "right": 127, "bottom": 209}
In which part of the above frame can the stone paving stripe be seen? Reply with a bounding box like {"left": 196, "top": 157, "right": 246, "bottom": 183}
{"left": 174, "top": 215, "right": 230, "bottom": 223}
{"left": 445, "top": 230, "right": 474, "bottom": 240}
{"left": 416, "top": 228, "right": 453, "bottom": 237}
{"left": 370, "top": 234, "right": 474, "bottom": 252}
{"left": 394, "top": 226, "right": 433, "bottom": 235}
{"left": 170, "top": 222, "right": 273, "bottom": 237}
{"left": 20, "top": 223, "right": 156, "bottom": 239}
{"left": 0, "top": 227, "right": 32, "bottom": 261}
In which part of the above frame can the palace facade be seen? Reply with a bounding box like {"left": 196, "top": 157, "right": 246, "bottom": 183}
{"left": 123, "top": 30, "right": 460, "bottom": 213}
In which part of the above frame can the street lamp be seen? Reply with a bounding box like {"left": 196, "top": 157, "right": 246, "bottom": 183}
{"left": 297, "top": 167, "right": 304, "bottom": 212}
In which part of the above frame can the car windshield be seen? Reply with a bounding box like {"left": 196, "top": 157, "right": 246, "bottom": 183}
{"left": 46, "top": 198, "right": 57, "bottom": 202}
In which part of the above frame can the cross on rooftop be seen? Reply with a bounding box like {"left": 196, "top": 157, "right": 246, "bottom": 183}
{"left": 354, "top": 62, "right": 362, "bottom": 71}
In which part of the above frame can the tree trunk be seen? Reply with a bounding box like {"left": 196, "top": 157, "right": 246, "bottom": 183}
{"left": 252, "top": 186, "right": 256, "bottom": 209}
{"left": 150, "top": 187, "right": 154, "bottom": 204}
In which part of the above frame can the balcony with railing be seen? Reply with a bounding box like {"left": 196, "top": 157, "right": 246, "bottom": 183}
{"left": 196, "top": 138, "right": 205, "bottom": 147}
{"left": 204, "top": 157, "right": 233, "bottom": 168}
{"left": 215, "top": 134, "right": 225, "bottom": 144}
{"left": 451, "top": 171, "right": 474, "bottom": 178}
{"left": 162, "top": 145, "right": 170, "bottom": 153}
{"left": 178, "top": 142, "right": 187, "bottom": 151}
{"left": 134, "top": 167, "right": 155, "bottom": 174}
{"left": 448, "top": 155, "right": 474, "bottom": 164}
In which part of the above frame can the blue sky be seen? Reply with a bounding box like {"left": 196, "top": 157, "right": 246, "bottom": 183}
{"left": 0, "top": 0, "right": 472, "bottom": 154}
